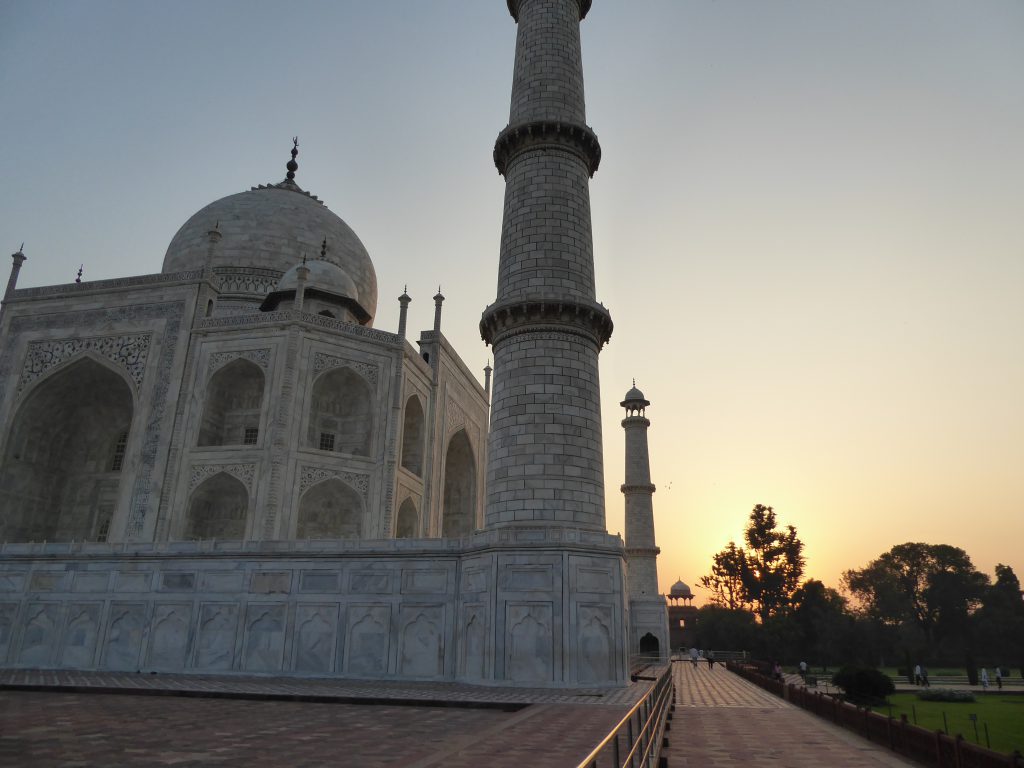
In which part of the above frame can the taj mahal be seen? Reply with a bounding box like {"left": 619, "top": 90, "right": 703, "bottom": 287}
{"left": 0, "top": 0, "right": 668, "bottom": 687}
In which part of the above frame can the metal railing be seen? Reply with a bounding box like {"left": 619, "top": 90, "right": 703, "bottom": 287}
{"left": 576, "top": 664, "right": 674, "bottom": 768}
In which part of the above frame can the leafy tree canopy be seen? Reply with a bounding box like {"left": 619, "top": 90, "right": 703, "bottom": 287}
{"left": 699, "top": 504, "right": 805, "bottom": 622}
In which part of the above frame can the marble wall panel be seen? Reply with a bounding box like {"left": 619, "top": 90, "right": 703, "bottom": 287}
{"left": 242, "top": 603, "right": 287, "bottom": 672}
{"left": 576, "top": 603, "right": 614, "bottom": 684}
{"left": 299, "top": 571, "right": 339, "bottom": 593}
{"left": 350, "top": 570, "right": 392, "bottom": 594}
{"left": 0, "top": 573, "right": 26, "bottom": 593}
{"left": 199, "top": 571, "right": 244, "bottom": 593}
{"left": 250, "top": 572, "right": 291, "bottom": 594}
{"left": 60, "top": 603, "right": 102, "bottom": 668}
{"left": 18, "top": 602, "right": 61, "bottom": 666}
{"left": 505, "top": 602, "right": 553, "bottom": 683}
{"left": 29, "top": 571, "right": 67, "bottom": 592}
{"left": 293, "top": 604, "right": 338, "bottom": 674}
{"left": 344, "top": 605, "right": 390, "bottom": 675}
{"left": 73, "top": 572, "right": 110, "bottom": 593}
{"left": 397, "top": 604, "right": 444, "bottom": 678}
{"left": 0, "top": 603, "right": 16, "bottom": 663}
{"left": 459, "top": 604, "right": 488, "bottom": 680}
{"left": 195, "top": 603, "right": 238, "bottom": 671}
{"left": 114, "top": 571, "right": 152, "bottom": 592}
{"left": 159, "top": 573, "right": 196, "bottom": 592}
{"left": 102, "top": 603, "right": 147, "bottom": 671}
{"left": 401, "top": 569, "right": 447, "bottom": 594}
{"left": 147, "top": 603, "right": 193, "bottom": 669}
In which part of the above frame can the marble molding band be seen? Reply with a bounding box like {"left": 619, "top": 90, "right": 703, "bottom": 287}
{"left": 620, "top": 483, "right": 656, "bottom": 495}
{"left": 493, "top": 120, "right": 602, "bottom": 178}
{"left": 506, "top": 0, "right": 592, "bottom": 21}
{"left": 479, "top": 297, "right": 613, "bottom": 348}
{"left": 625, "top": 546, "right": 662, "bottom": 557}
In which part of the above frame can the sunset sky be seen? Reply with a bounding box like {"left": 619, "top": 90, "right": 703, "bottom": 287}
{"left": 2, "top": 1, "right": 1021, "bottom": 600}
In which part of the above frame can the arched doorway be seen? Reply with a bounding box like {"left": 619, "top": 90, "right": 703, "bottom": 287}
{"left": 185, "top": 473, "right": 249, "bottom": 539}
{"left": 297, "top": 479, "right": 362, "bottom": 539}
{"left": 307, "top": 368, "right": 373, "bottom": 456}
{"left": 639, "top": 633, "right": 660, "bottom": 657}
{"left": 198, "top": 359, "right": 264, "bottom": 446}
{"left": 441, "top": 430, "right": 475, "bottom": 538}
{"left": 0, "top": 357, "right": 133, "bottom": 542}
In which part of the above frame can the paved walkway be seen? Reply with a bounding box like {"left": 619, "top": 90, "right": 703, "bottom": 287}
{"left": 0, "top": 666, "right": 919, "bottom": 767}
{"left": 663, "top": 662, "right": 913, "bottom": 767}
{"left": 0, "top": 669, "right": 649, "bottom": 767}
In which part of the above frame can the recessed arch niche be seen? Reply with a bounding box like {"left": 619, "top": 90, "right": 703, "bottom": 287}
{"left": 395, "top": 498, "right": 418, "bottom": 538}
{"left": 185, "top": 473, "right": 249, "bottom": 539}
{"left": 441, "top": 430, "right": 476, "bottom": 538}
{"left": 297, "top": 479, "right": 363, "bottom": 539}
{"left": 197, "top": 358, "right": 264, "bottom": 446}
{"left": 400, "top": 396, "right": 425, "bottom": 476}
{"left": 307, "top": 367, "right": 374, "bottom": 456}
{"left": 0, "top": 356, "right": 133, "bottom": 542}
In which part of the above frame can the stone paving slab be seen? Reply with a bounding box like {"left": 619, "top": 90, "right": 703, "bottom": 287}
{"left": 663, "top": 663, "right": 913, "bottom": 767}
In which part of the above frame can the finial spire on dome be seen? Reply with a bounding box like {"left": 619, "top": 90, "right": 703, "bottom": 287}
{"left": 321, "top": 236, "right": 327, "bottom": 259}
{"left": 286, "top": 137, "right": 299, "bottom": 182}
{"left": 75, "top": 264, "right": 83, "bottom": 284}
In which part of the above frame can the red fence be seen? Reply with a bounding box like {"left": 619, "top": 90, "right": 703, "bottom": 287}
{"left": 727, "top": 662, "right": 1024, "bottom": 768}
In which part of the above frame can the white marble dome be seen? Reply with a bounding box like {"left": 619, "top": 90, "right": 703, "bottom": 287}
{"left": 162, "top": 184, "right": 377, "bottom": 320}
{"left": 277, "top": 259, "right": 359, "bottom": 300}
{"left": 670, "top": 579, "right": 693, "bottom": 599}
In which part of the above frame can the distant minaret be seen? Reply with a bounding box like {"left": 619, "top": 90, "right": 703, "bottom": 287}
{"left": 621, "top": 383, "right": 669, "bottom": 658}
{"left": 481, "top": 0, "right": 612, "bottom": 531}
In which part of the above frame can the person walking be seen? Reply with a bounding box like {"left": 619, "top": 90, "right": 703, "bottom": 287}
{"left": 689, "top": 647, "right": 699, "bottom": 668}
{"left": 981, "top": 668, "right": 989, "bottom": 690}
{"left": 706, "top": 649, "right": 715, "bottom": 670}
{"left": 995, "top": 666, "right": 1003, "bottom": 690}
{"left": 913, "top": 664, "right": 922, "bottom": 686}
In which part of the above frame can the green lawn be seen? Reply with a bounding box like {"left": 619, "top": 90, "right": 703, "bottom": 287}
{"left": 872, "top": 693, "right": 1024, "bottom": 756}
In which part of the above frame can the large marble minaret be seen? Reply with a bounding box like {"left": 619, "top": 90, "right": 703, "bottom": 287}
{"left": 621, "top": 384, "right": 669, "bottom": 658}
{"left": 480, "top": 0, "right": 612, "bottom": 531}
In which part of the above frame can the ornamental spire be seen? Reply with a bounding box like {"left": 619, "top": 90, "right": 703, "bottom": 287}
{"left": 285, "top": 137, "right": 299, "bottom": 182}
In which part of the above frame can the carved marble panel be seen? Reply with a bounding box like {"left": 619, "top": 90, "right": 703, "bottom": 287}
{"left": 576, "top": 604, "right": 614, "bottom": 684}
{"left": 199, "top": 571, "right": 244, "bottom": 593}
{"left": 345, "top": 605, "right": 390, "bottom": 675}
{"left": 250, "top": 571, "right": 291, "bottom": 594}
{"left": 0, "top": 603, "right": 17, "bottom": 663}
{"left": 294, "top": 604, "right": 338, "bottom": 674}
{"left": 398, "top": 605, "right": 444, "bottom": 678}
{"left": 195, "top": 603, "right": 238, "bottom": 671}
{"left": 189, "top": 464, "right": 256, "bottom": 492}
{"left": 18, "top": 333, "right": 152, "bottom": 393}
{"left": 460, "top": 606, "right": 487, "bottom": 680}
{"left": 148, "top": 603, "right": 192, "bottom": 670}
{"left": 298, "top": 466, "right": 369, "bottom": 499}
{"left": 242, "top": 604, "right": 287, "bottom": 673}
{"left": 350, "top": 570, "right": 391, "bottom": 594}
{"left": 401, "top": 569, "right": 448, "bottom": 594}
{"left": 209, "top": 348, "right": 270, "bottom": 373}
{"left": 29, "top": 571, "right": 66, "bottom": 592}
{"left": 576, "top": 567, "right": 614, "bottom": 594}
{"left": 506, "top": 603, "right": 553, "bottom": 683}
{"left": 102, "top": 603, "right": 147, "bottom": 671}
{"left": 312, "top": 353, "right": 379, "bottom": 386}
{"left": 73, "top": 572, "right": 110, "bottom": 593}
{"left": 18, "top": 602, "right": 61, "bottom": 666}
{"left": 0, "top": 573, "right": 26, "bottom": 593}
{"left": 299, "top": 571, "right": 339, "bottom": 593}
{"left": 501, "top": 566, "right": 553, "bottom": 592}
{"left": 462, "top": 569, "right": 487, "bottom": 594}
{"left": 114, "top": 571, "right": 153, "bottom": 592}
{"left": 160, "top": 572, "right": 196, "bottom": 592}
{"left": 61, "top": 603, "right": 102, "bottom": 668}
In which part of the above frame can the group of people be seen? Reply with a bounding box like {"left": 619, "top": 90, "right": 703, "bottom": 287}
{"left": 913, "top": 664, "right": 931, "bottom": 687}
{"left": 915, "top": 664, "right": 1004, "bottom": 690}
{"left": 980, "top": 667, "right": 1004, "bottom": 690}
{"left": 685, "top": 647, "right": 717, "bottom": 669}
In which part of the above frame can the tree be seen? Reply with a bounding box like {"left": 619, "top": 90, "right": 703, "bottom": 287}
{"left": 699, "top": 541, "right": 748, "bottom": 611}
{"left": 700, "top": 504, "right": 806, "bottom": 622}
{"left": 975, "top": 564, "right": 1024, "bottom": 676}
{"left": 842, "top": 543, "right": 989, "bottom": 677}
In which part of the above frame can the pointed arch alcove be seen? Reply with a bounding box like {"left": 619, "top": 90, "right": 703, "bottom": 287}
{"left": 0, "top": 356, "right": 134, "bottom": 542}
{"left": 395, "top": 498, "right": 418, "bottom": 538}
{"left": 185, "top": 473, "right": 249, "bottom": 540}
{"left": 297, "top": 479, "right": 362, "bottom": 539}
{"left": 400, "top": 396, "right": 425, "bottom": 476}
{"left": 198, "top": 359, "right": 265, "bottom": 447}
{"left": 441, "top": 430, "right": 476, "bottom": 538}
{"left": 307, "top": 368, "right": 374, "bottom": 456}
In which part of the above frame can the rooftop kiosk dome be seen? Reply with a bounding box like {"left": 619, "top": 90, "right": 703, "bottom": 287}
{"left": 161, "top": 143, "right": 378, "bottom": 322}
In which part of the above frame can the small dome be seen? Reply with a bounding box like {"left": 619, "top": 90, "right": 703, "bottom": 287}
{"left": 278, "top": 260, "right": 358, "bottom": 300}
{"left": 624, "top": 385, "right": 645, "bottom": 401}
{"left": 670, "top": 579, "right": 693, "bottom": 598}
{"left": 162, "top": 184, "right": 377, "bottom": 322}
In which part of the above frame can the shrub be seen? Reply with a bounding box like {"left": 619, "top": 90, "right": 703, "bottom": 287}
{"left": 832, "top": 666, "right": 895, "bottom": 704}
{"left": 917, "top": 688, "right": 975, "bottom": 703}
